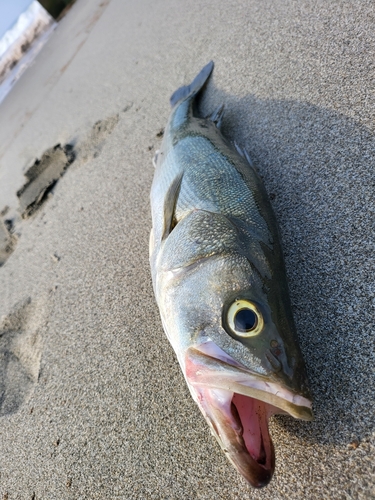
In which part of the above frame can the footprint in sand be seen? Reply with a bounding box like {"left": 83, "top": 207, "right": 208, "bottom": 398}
{"left": 16, "top": 113, "right": 120, "bottom": 220}
{"left": 17, "top": 143, "right": 75, "bottom": 219}
{"left": 0, "top": 112, "right": 120, "bottom": 267}
{"left": 0, "top": 114, "right": 121, "bottom": 407}
{"left": 0, "top": 298, "right": 44, "bottom": 415}
{"left": 0, "top": 213, "right": 17, "bottom": 267}
{"left": 75, "top": 113, "right": 120, "bottom": 163}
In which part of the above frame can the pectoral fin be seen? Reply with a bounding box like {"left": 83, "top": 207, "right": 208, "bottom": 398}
{"left": 162, "top": 173, "right": 183, "bottom": 240}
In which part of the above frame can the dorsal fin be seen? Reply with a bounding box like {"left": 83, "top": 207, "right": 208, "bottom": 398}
{"left": 234, "top": 141, "right": 254, "bottom": 167}
{"left": 208, "top": 104, "right": 225, "bottom": 128}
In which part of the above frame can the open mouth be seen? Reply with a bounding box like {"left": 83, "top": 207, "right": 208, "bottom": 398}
{"left": 184, "top": 342, "right": 313, "bottom": 488}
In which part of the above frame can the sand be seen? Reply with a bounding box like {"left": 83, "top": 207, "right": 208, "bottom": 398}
{"left": 0, "top": 0, "right": 374, "bottom": 497}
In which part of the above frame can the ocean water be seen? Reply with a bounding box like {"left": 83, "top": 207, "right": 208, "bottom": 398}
{"left": 0, "top": 1, "right": 56, "bottom": 105}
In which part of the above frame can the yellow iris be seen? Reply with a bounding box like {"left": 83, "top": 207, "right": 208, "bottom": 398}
{"left": 227, "top": 300, "right": 264, "bottom": 337}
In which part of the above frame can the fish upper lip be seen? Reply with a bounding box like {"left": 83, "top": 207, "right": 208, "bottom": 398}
{"left": 185, "top": 344, "right": 313, "bottom": 421}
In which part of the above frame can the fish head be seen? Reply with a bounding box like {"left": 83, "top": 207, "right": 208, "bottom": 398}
{"left": 156, "top": 215, "right": 313, "bottom": 487}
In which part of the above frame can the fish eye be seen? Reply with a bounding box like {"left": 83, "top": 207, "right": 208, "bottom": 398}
{"left": 226, "top": 300, "right": 264, "bottom": 337}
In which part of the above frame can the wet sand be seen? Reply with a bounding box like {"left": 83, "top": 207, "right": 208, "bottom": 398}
{"left": 0, "top": 0, "right": 374, "bottom": 497}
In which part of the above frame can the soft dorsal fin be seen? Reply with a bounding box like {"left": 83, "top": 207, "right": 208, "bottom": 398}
{"left": 162, "top": 173, "right": 184, "bottom": 240}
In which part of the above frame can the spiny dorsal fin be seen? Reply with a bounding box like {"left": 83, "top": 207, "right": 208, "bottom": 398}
{"left": 234, "top": 141, "right": 254, "bottom": 167}
{"left": 208, "top": 104, "right": 225, "bottom": 128}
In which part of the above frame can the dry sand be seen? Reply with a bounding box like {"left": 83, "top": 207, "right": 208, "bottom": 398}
{"left": 0, "top": 0, "right": 374, "bottom": 498}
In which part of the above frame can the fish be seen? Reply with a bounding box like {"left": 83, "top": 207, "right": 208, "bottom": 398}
{"left": 149, "top": 61, "right": 313, "bottom": 488}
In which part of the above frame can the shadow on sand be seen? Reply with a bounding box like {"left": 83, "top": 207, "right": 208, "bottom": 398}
{"left": 198, "top": 80, "right": 375, "bottom": 447}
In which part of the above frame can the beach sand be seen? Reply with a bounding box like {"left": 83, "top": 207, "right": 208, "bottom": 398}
{"left": 0, "top": 0, "right": 374, "bottom": 497}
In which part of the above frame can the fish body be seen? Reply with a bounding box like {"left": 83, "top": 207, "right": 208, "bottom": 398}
{"left": 149, "top": 61, "right": 312, "bottom": 488}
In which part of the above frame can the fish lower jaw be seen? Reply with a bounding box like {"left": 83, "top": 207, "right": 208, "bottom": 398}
{"left": 183, "top": 342, "right": 313, "bottom": 487}
{"left": 192, "top": 385, "right": 275, "bottom": 488}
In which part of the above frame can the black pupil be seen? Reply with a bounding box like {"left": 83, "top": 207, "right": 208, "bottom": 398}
{"left": 234, "top": 308, "right": 257, "bottom": 332}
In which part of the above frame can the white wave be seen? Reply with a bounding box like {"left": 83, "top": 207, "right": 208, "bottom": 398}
{"left": 0, "top": 1, "right": 56, "bottom": 104}
{"left": 0, "top": 1, "right": 52, "bottom": 60}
